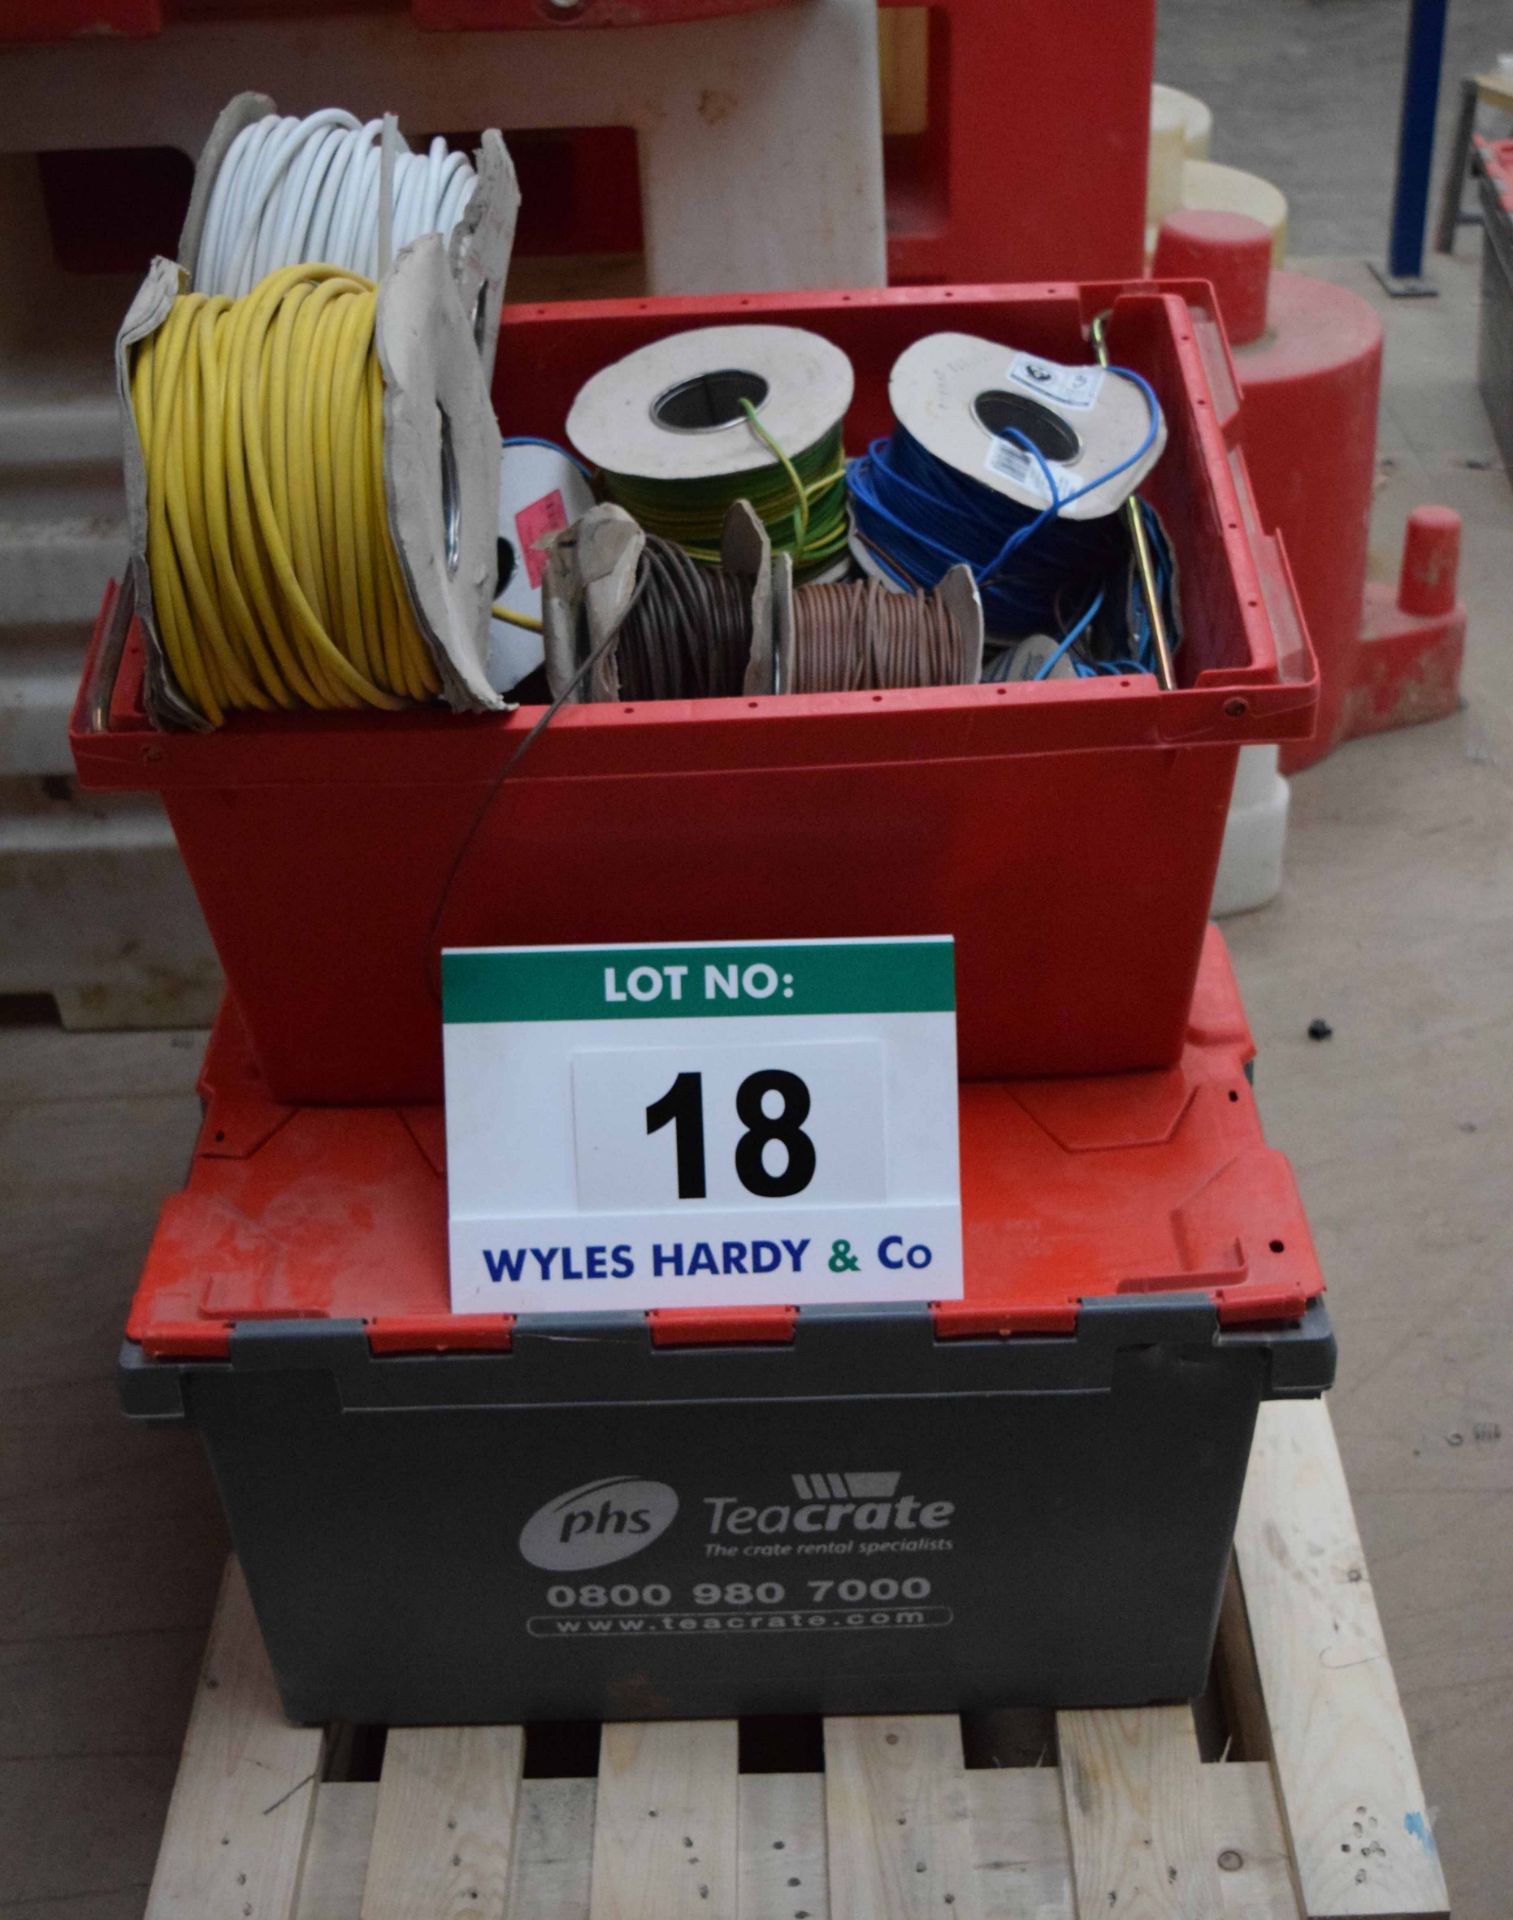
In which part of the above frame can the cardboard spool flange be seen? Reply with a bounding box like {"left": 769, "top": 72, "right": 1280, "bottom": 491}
{"left": 376, "top": 236, "right": 500, "bottom": 712}
{"left": 888, "top": 331, "right": 1166, "bottom": 521}
{"left": 566, "top": 324, "right": 853, "bottom": 482}
{"left": 115, "top": 238, "right": 502, "bottom": 726}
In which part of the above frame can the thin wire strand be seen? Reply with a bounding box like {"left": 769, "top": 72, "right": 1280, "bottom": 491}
{"left": 424, "top": 573, "right": 653, "bottom": 1003}
{"left": 586, "top": 545, "right": 972, "bottom": 702}
{"left": 608, "top": 536, "right": 752, "bottom": 700}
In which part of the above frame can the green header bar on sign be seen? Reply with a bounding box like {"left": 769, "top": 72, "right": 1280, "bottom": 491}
{"left": 444, "top": 939, "right": 955, "bottom": 1025}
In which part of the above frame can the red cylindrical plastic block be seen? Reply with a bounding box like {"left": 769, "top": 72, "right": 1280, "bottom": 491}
{"left": 1397, "top": 504, "right": 1460, "bottom": 616}
{"left": 1152, "top": 211, "right": 1272, "bottom": 347}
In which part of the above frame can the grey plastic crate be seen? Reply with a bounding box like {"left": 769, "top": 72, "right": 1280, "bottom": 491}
{"left": 1478, "top": 172, "right": 1513, "bottom": 473}
{"left": 122, "top": 1296, "right": 1334, "bottom": 1727}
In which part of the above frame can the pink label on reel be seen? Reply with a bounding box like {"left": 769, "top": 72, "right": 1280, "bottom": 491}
{"left": 515, "top": 491, "right": 570, "bottom": 589}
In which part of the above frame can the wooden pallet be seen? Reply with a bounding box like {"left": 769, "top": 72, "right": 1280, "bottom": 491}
{"left": 142, "top": 1402, "right": 1450, "bottom": 1920}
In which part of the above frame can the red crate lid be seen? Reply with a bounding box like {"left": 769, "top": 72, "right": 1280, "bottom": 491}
{"left": 127, "top": 927, "right": 1323, "bottom": 1360}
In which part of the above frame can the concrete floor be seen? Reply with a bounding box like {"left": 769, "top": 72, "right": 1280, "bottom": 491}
{"left": 1157, "top": 0, "right": 1513, "bottom": 256}
{"left": 4, "top": 14, "right": 1513, "bottom": 1908}
{"left": 1223, "top": 247, "right": 1513, "bottom": 1918}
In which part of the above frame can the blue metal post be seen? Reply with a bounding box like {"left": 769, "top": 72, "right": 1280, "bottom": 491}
{"left": 1386, "top": 0, "right": 1449, "bottom": 282}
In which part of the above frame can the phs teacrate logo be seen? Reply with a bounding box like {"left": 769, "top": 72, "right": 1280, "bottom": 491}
{"left": 518, "top": 1470, "right": 955, "bottom": 1571}
{"left": 518, "top": 1477, "right": 680, "bottom": 1571}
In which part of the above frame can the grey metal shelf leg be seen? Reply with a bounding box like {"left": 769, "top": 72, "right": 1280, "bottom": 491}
{"left": 1436, "top": 75, "right": 1479, "bottom": 255}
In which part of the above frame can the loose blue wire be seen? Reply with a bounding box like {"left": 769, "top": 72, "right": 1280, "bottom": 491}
{"left": 981, "top": 497, "right": 1178, "bottom": 682}
{"left": 501, "top": 434, "right": 592, "bottom": 479}
{"left": 1032, "top": 586, "right": 1106, "bottom": 680}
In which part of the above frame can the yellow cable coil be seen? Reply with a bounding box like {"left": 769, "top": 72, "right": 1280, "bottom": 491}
{"left": 130, "top": 261, "right": 439, "bottom": 723}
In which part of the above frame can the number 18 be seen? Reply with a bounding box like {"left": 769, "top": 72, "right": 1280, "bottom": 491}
{"left": 646, "top": 1069, "right": 816, "bottom": 1199}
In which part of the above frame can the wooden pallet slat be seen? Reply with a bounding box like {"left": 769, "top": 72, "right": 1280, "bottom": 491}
{"left": 144, "top": 1559, "right": 323, "bottom": 1920}
{"left": 1057, "top": 1704, "right": 1227, "bottom": 1920}
{"left": 738, "top": 1773, "right": 830, "bottom": 1920}
{"left": 966, "top": 1766, "right": 1079, "bottom": 1919}
{"left": 824, "top": 1713, "right": 982, "bottom": 1920}
{"left": 361, "top": 1725, "right": 525, "bottom": 1920}
{"left": 1234, "top": 1402, "right": 1451, "bottom": 1920}
{"left": 589, "top": 1719, "right": 740, "bottom": 1920}
{"left": 138, "top": 1404, "right": 1449, "bottom": 1920}
{"left": 511, "top": 1777, "right": 597, "bottom": 1920}
{"left": 1205, "top": 1765, "right": 1302, "bottom": 1920}
{"left": 301, "top": 1781, "right": 379, "bottom": 1920}
{"left": 304, "top": 1761, "right": 1298, "bottom": 1920}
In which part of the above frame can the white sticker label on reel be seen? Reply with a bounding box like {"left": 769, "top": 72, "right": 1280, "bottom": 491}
{"left": 982, "top": 436, "right": 1055, "bottom": 500}
{"left": 1007, "top": 352, "right": 1105, "bottom": 411}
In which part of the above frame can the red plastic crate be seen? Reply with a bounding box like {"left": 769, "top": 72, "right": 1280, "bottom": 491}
{"left": 126, "top": 926, "right": 1324, "bottom": 1360}
{"left": 72, "top": 278, "right": 1316, "bottom": 1105}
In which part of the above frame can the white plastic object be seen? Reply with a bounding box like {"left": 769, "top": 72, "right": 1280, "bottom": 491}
{"left": 491, "top": 439, "right": 595, "bottom": 692}
{"left": 1147, "top": 91, "right": 1187, "bottom": 230}
{"left": 1152, "top": 83, "right": 1213, "bottom": 161}
{"left": 0, "top": 0, "right": 886, "bottom": 297}
{"left": 1211, "top": 743, "right": 1290, "bottom": 918}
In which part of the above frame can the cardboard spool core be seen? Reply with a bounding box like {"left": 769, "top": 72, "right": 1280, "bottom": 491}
{"left": 653, "top": 369, "right": 771, "bottom": 433}
{"left": 971, "top": 389, "right": 1082, "bottom": 463}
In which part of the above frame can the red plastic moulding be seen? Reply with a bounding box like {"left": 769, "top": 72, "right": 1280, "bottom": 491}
{"left": 412, "top": 0, "right": 791, "bottom": 23}
{"left": 875, "top": 0, "right": 1153, "bottom": 287}
{"left": 0, "top": 0, "right": 161, "bottom": 38}
{"left": 406, "top": 0, "right": 1152, "bottom": 288}
{"left": 123, "top": 927, "right": 1324, "bottom": 1362}
{"left": 1154, "top": 210, "right": 1466, "bottom": 774}
{"left": 12, "top": 1, "right": 1149, "bottom": 289}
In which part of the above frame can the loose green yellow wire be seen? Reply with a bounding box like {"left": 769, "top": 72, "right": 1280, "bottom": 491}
{"left": 596, "top": 410, "right": 848, "bottom": 575}
{"left": 492, "top": 605, "right": 543, "bottom": 633}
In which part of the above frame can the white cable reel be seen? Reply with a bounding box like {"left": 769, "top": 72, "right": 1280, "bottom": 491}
{"left": 194, "top": 109, "right": 479, "bottom": 297}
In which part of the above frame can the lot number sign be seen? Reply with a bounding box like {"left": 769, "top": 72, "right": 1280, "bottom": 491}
{"left": 443, "top": 938, "right": 963, "bottom": 1315}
